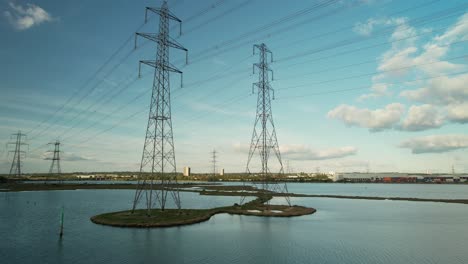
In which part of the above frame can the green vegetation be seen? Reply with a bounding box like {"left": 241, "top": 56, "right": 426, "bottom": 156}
{"left": 91, "top": 194, "right": 316, "bottom": 228}
{"left": 91, "top": 209, "right": 218, "bottom": 227}
{"left": 3, "top": 182, "right": 468, "bottom": 205}
{"left": 0, "top": 182, "right": 214, "bottom": 192}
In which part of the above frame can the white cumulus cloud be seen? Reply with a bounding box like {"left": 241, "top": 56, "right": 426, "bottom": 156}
{"left": 353, "top": 18, "right": 380, "bottom": 36}
{"left": 446, "top": 103, "right": 468, "bottom": 124}
{"left": 352, "top": 17, "right": 411, "bottom": 37}
{"left": 327, "top": 103, "right": 405, "bottom": 132}
{"left": 434, "top": 13, "right": 468, "bottom": 44}
{"left": 399, "top": 104, "right": 444, "bottom": 131}
{"left": 233, "top": 143, "right": 357, "bottom": 160}
{"left": 359, "top": 12, "right": 468, "bottom": 101}
{"left": 400, "top": 134, "right": 468, "bottom": 154}
{"left": 357, "top": 17, "right": 419, "bottom": 100}
{"left": 281, "top": 145, "right": 357, "bottom": 160}
{"left": 3, "top": 2, "right": 54, "bottom": 30}
{"left": 400, "top": 74, "right": 468, "bottom": 105}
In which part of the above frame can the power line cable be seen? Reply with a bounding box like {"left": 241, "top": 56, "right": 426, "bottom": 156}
{"left": 26, "top": 19, "right": 150, "bottom": 136}
{"left": 29, "top": 49, "right": 136, "bottom": 141}
{"left": 178, "top": 0, "right": 450, "bottom": 68}
{"left": 182, "top": 0, "right": 254, "bottom": 36}
{"left": 57, "top": 74, "right": 141, "bottom": 140}
{"left": 26, "top": 1, "right": 468, "bottom": 151}
{"left": 275, "top": 3, "right": 468, "bottom": 62}
{"left": 174, "top": 20, "right": 468, "bottom": 118}
{"left": 182, "top": 0, "right": 340, "bottom": 64}
{"left": 271, "top": 0, "right": 442, "bottom": 52}
{"left": 276, "top": 20, "right": 468, "bottom": 70}
{"left": 64, "top": 45, "right": 468, "bottom": 144}
{"left": 26, "top": 0, "right": 231, "bottom": 141}
{"left": 181, "top": 0, "right": 229, "bottom": 24}
{"left": 27, "top": 0, "right": 431, "bottom": 141}
{"left": 63, "top": 55, "right": 251, "bottom": 143}
{"left": 277, "top": 53, "right": 468, "bottom": 91}
{"left": 276, "top": 70, "right": 468, "bottom": 100}
{"left": 276, "top": 39, "right": 468, "bottom": 81}
{"left": 75, "top": 74, "right": 251, "bottom": 145}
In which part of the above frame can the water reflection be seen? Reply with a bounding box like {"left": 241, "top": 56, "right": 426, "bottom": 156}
{"left": 1, "top": 190, "right": 468, "bottom": 264}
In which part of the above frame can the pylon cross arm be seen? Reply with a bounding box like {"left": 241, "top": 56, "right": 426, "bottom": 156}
{"left": 150, "top": 115, "right": 170, "bottom": 121}
{"left": 135, "top": 33, "right": 187, "bottom": 52}
{"left": 145, "top": 7, "right": 182, "bottom": 22}
{"left": 139, "top": 60, "right": 182, "bottom": 74}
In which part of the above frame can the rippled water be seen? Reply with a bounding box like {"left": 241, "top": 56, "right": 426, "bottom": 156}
{"left": 1, "top": 189, "right": 467, "bottom": 264}
{"left": 170, "top": 181, "right": 468, "bottom": 199}
{"left": 280, "top": 182, "right": 468, "bottom": 199}
{"left": 21, "top": 181, "right": 468, "bottom": 199}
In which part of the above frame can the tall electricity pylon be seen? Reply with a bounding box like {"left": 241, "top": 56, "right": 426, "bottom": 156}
{"left": 46, "top": 140, "right": 62, "bottom": 178}
{"left": 243, "top": 43, "right": 290, "bottom": 205}
{"left": 132, "top": 1, "right": 188, "bottom": 215}
{"left": 8, "top": 131, "right": 28, "bottom": 177}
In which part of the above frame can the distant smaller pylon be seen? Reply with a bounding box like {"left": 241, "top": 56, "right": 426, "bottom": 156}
{"left": 8, "top": 131, "right": 28, "bottom": 177}
{"left": 211, "top": 149, "right": 217, "bottom": 177}
{"left": 46, "top": 140, "right": 62, "bottom": 181}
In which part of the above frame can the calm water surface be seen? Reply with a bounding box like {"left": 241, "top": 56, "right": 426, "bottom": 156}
{"left": 1, "top": 188, "right": 467, "bottom": 264}
{"left": 24, "top": 181, "right": 468, "bottom": 199}
{"left": 219, "top": 182, "right": 468, "bottom": 199}
{"left": 280, "top": 182, "right": 468, "bottom": 199}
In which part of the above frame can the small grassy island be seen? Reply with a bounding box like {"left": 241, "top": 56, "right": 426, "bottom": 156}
{"left": 91, "top": 192, "right": 316, "bottom": 228}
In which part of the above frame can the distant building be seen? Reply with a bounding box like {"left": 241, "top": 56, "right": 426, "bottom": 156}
{"left": 326, "top": 172, "right": 344, "bottom": 182}
{"left": 77, "top": 175, "right": 95, "bottom": 179}
{"left": 183, "top": 167, "right": 191, "bottom": 177}
{"left": 332, "top": 174, "right": 344, "bottom": 182}
{"left": 220, "top": 168, "right": 224, "bottom": 176}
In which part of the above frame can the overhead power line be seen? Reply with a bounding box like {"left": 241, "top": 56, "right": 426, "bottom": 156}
{"left": 275, "top": 70, "right": 468, "bottom": 100}
{"left": 26, "top": 0, "right": 231, "bottom": 142}
{"left": 21, "top": 1, "right": 468, "bottom": 161}
{"left": 61, "top": 56, "right": 251, "bottom": 143}
{"left": 275, "top": 3, "right": 468, "bottom": 62}
{"left": 182, "top": 0, "right": 340, "bottom": 64}
{"left": 176, "top": 0, "right": 450, "bottom": 68}
{"left": 28, "top": 49, "right": 136, "bottom": 141}
{"left": 276, "top": 20, "right": 468, "bottom": 70}
{"left": 181, "top": 0, "right": 229, "bottom": 24}
{"left": 26, "top": 19, "right": 149, "bottom": 137}
{"left": 182, "top": 0, "right": 254, "bottom": 36}
{"left": 271, "top": 0, "right": 442, "bottom": 52}
{"left": 276, "top": 40, "right": 467, "bottom": 81}
{"left": 277, "top": 53, "right": 468, "bottom": 91}
{"left": 60, "top": 50, "right": 468, "bottom": 145}
{"left": 55, "top": 73, "right": 140, "bottom": 140}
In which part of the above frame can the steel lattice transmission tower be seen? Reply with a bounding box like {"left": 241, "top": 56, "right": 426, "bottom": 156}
{"left": 132, "top": 1, "right": 188, "bottom": 215}
{"left": 243, "top": 43, "right": 290, "bottom": 205}
{"left": 211, "top": 149, "right": 217, "bottom": 177}
{"left": 8, "top": 131, "right": 28, "bottom": 177}
{"left": 46, "top": 140, "right": 62, "bottom": 176}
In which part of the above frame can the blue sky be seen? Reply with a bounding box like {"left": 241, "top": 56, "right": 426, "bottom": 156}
{"left": 1, "top": 0, "right": 467, "bottom": 174}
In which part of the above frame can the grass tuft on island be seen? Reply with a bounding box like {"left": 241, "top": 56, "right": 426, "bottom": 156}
{"left": 91, "top": 195, "right": 316, "bottom": 228}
